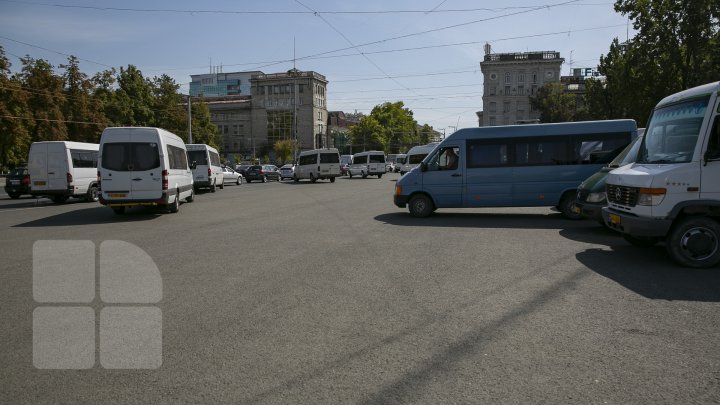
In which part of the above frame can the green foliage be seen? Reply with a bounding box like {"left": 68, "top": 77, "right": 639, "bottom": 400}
{"left": 530, "top": 82, "right": 587, "bottom": 123}
{"left": 585, "top": 0, "right": 720, "bottom": 126}
{"left": 348, "top": 101, "right": 429, "bottom": 152}
{"left": 273, "top": 139, "right": 294, "bottom": 164}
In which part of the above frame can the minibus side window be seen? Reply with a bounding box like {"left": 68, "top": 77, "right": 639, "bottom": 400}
{"left": 707, "top": 115, "right": 720, "bottom": 160}
{"left": 467, "top": 141, "right": 508, "bottom": 168}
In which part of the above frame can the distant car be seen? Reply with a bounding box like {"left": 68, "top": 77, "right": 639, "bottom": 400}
{"left": 221, "top": 166, "right": 243, "bottom": 185}
{"left": 385, "top": 162, "right": 395, "bottom": 173}
{"left": 279, "top": 164, "right": 295, "bottom": 180}
{"left": 245, "top": 165, "right": 281, "bottom": 182}
{"left": 4, "top": 166, "right": 31, "bottom": 199}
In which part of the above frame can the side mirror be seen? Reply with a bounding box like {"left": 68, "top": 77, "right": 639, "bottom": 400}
{"left": 704, "top": 150, "right": 720, "bottom": 166}
{"left": 420, "top": 162, "right": 427, "bottom": 172}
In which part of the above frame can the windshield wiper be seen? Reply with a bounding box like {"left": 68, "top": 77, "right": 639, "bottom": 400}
{"left": 645, "top": 159, "right": 674, "bottom": 164}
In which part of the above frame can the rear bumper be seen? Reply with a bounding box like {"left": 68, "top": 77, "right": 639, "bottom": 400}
{"left": 99, "top": 191, "right": 169, "bottom": 207}
{"left": 30, "top": 187, "right": 73, "bottom": 197}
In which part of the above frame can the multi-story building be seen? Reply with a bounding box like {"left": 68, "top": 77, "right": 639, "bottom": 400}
{"left": 479, "top": 50, "right": 564, "bottom": 126}
{"left": 188, "top": 69, "right": 328, "bottom": 162}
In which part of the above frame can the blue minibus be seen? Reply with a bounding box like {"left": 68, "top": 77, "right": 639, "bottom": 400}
{"left": 393, "top": 120, "right": 638, "bottom": 217}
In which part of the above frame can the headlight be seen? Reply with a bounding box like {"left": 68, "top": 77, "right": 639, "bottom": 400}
{"left": 637, "top": 188, "right": 666, "bottom": 206}
{"left": 586, "top": 192, "right": 606, "bottom": 203}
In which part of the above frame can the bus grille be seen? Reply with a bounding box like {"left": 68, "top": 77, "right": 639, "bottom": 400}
{"left": 607, "top": 184, "right": 638, "bottom": 207}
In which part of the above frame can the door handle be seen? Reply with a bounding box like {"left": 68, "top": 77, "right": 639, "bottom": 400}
{"left": 48, "top": 172, "right": 55, "bottom": 174}
{"left": 132, "top": 178, "right": 143, "bottom": 181}
{"left": 451, "top": 173, "right": 462, "bottom": 177}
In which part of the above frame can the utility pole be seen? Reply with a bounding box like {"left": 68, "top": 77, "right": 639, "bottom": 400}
{"left": 187, "top": 95, "right": 193, "bottom": 143}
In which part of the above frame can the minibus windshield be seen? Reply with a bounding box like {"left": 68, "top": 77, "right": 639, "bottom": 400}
{"left": 638, "top": 97, "right": 709, "bottom": 164}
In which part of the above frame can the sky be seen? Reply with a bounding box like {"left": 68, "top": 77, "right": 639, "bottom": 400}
{"left": 0, "top": 0, "right": 635, "bottom": 133}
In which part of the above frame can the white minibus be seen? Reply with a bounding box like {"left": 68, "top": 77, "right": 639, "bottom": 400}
{"left": 349, "top": 151, "right": 386, "bottom": 179}
{"left": 294, "top": 148, "right": 341, "bottom": 183}
{"left": 186, "top": 144, "right": 223, "bottom": 192}
{"left": 98, "top": 127, "right": 194, "bottom": 214}
{"left": 400, "top": 144, "right": 438, "bottom": 175}
{"left": 28, "top": 141, "right": 100, "bottom": 204}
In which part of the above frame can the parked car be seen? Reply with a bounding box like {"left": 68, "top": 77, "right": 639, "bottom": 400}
{"left": 279, "top": 164, "right": 295, "bottom": 180}
{"left": 339, "top": 155, "right": 352, "bottom": 176}
{"left": 4, "top": 166, "right": 31, "bottom": 199}
{"left": 221, "top": 166, "right": 243, "bottom": 185}
{"left": 245, "top": 165, "right": 281, "bottom": 182}
{"left": 235, "top": 164, "right": 252, "bottom": 179}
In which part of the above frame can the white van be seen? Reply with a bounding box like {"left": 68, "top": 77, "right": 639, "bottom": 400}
{"left": 98, "top": 127, "right": 194, "bottom": 215}
{"left": 392, "top": 154, "right": 406, "bottom": 173}
{"left": 348, "top": 151, "right": 386, "bottom": 179}
{"left": 28, "top": 141, "right": 100, "bottom": 204}
{"left": 186, "top": 144, "right": 223, "bottom": 192}
{"left": 294, "top": 148, "right": 341, "bottom": 183}
{"left": 603, "top": 81, "right": 720, "bottom": 268}
{"left": 400, "top": 143, "right": 438, "bottom": 175}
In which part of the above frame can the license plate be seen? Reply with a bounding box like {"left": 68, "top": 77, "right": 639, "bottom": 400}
{"left": 34, "top": 181, "right": 46, "bottom": 186}
{"left": 108, "top": 193, "right": 126, "bottom": 198}
{"left": 609, "top": 214, "right": 621, "bottom": 225}
{"left": 10, "top": 180, "right": 19, "bottom": 185}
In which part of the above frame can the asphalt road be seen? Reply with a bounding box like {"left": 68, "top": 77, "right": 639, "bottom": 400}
{"left": 1, "top": 173, "right": 719, "bottom": 404}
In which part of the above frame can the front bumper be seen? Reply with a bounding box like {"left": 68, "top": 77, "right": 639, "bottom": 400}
{"left": 394, "top": 195, "right": 409, "bottom": 208}
{"left": 576, "top": 201, "right": 604, "bottom": 222}
{"left": 601, "top": 207, "right": 673, "bottom": 237}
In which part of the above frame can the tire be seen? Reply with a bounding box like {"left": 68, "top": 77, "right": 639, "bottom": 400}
{"left": 622, "top": 234, "right": 659, "bottom": 247}
{"left": 666, "top": 217, "right": 720, "bottom": 268}
{"left": 262, "top": 175, "right": 267, "bottom": 183}
{"left": 310, "top": 173, "right": 317, "bottom": 183}
{"left": 186, "top": 189, "right": 194, "bottom": 203}
{"left": 408, "top": 194, "right": 434, "bottom": 218}
{"left": 219, "top": 179, "right": 224, "bottom": 189}
{"left": 361, "top": 171, "right": 367, "bottom": 179}
{"left": 51, "top": 195, "right": 69, "bottom": 204}
{"left": 210, "top": 181, "right": 217, "bottom": 193}
{"left": 294, "top": 175, "right": 299, "bottom": 183}
{"left": 8, "top": 192, "right": 20, "bottom": 199}
{"left": 330, "top": 177, "right": 336, "bottom": 183}
{"left": 349, "top": 172, "right": 353, "bottom": 179}
{"left": 85, "top": 185, "right": 99, "bottom": 202}
{"left": 378, "top": 173, "right": 383, "bottom": 179}
{"left": 400, "top": 171, "right": 405, "bottom": 175}
{"left": 236, "top": 177, "right": 241, "bottom": 185}
{"left": 559, "top": 194, "right": 583, "bottom": 220}
{"left": 168, "top": 192, "right": 179, "bottom": 213}
{"left": 112, "top": 206, "right": 125, "bottom": 215}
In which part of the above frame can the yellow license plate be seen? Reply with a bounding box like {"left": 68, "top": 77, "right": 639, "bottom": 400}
{"left": 609, "top": 214, "right": 621, "bottom": 225}
{"left": 34, "top": 181, "right": 46, "bottom": 186}
{"left": 108, "top": 193, "right": 126, "bottom": 198}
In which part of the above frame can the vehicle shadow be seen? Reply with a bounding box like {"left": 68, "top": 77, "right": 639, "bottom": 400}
{"left": 13, "top": 206, "right": 162, "bottom": 227}
{"left": 374, "top": 211, "right": 579, "bottom": 230}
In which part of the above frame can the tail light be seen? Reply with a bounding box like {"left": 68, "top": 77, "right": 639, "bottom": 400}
{"left": 97, "top": 171, "right": 101, "bottom": 191}
{"left": 162, "top": 170, "right": 169, "bottom": 190}
{"left": 259, "top": 170, "right": 264, "bottom": 174}
{"left": 22, "top": 175, "right": 30, "bottom": 186}
{"left": 66, "top": 172, "right": 73, "bottom": 184}
{"left": 207, "top": 167, "right": 212, "bottom": 176}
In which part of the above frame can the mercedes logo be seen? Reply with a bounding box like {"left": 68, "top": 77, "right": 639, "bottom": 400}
{"left": 615, "top": 188, "right": 623, "bottom": 201}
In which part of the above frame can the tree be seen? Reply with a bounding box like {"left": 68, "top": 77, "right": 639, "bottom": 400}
{"left": 370, "top": 102, "right": 418, "bottom": 152}
{"left": 187, "top": 99, "right": 219, "bottom": 150}
{"left": 530, "top": 82, "right": 586, "bottom": 123}
{"left": 585, "top": 0, "right": 720, "bottom": 126}
{"left": 349, "top": 116, "right": 385, "bottom": 151}
{"left": 114, "top": 65, "right": 155, "bottom": 126}
{"left": 152, "top": 74, "right": 185, "bottom": 133}
{"left": 273, "top": 139, "right": 294, "bottom": 165}
{"left": 0, "top": 46, "right": 31, "bottom": 170}
{"left": 19, "top": 56, "right": 68, "bottom": 142}
{"left": 60, "top": 56, "right": 106, "bottom": 143}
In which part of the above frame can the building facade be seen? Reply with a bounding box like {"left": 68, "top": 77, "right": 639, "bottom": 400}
{"left": 188, "top": 69, "right": 328, "bottom": 162}
{"left": 479, "top": 50, "right": 564, "bottom": 126}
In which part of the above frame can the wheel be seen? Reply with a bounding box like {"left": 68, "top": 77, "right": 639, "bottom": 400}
{"left": 168, "top": 192, "right": 179, "bottom": 213}
{"left": 51, "top": 195, "right": 69, "bottom": 204}
{"left": 361, "top": 171, "right": 367, "bottom": 179}
{"left": 666, "top": 217, "right": 720, "bottom": 268}
{"left": 186, "top": 189, "right": 194, "bottom": 203}
{"left": 294, "top": 175, "right": 299, "bottom": 183}
{"left": 236, "top": 177, "right": 242, "bottom": 185}
{"left": 559, "top": 194, "right": 583, "bottom": 220}
{"left": 8, "top": 192, "right": 20, "bottom": 199}
{"left": 408, "top": 194, "right": 433, "bottom": 218}
{"left": 378, "top": 173, "right": 383, "bottom": 179}
{"left": 112, "top": 206, "right": 125, "bottom": 215}
{"left": 262, "top": 175, "right": 267, "bottom": 183}
{"left": 310, "top": 173, "right": 317, "bottom": 183}
{"left": 622, "top": 234, "right": 658, "bottom": 247}
{"left": 210, "top": 181, "right": 217, "bottom": 193}
{"left": 349, "top": 172, "right": 353, "bottom": 178}
{"left": 219, "top": 179, "right": 224, "bottom": 189}
{"left": 400, "top": 171, "right": 405, "bottom": 175}
{"left": 330, "top": 177, "right": 336, "bottom": 183}
{"left": 85, "top": 185, "right": 99, "bottom": 202}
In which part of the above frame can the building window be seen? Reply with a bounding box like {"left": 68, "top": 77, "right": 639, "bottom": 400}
{"left": 518, "top": 85, "right": 524, "bottom": 96}
{"left": 489, "top": 102, "right": 497, "bottom": 113}
{"left": 503, "top": 101, "right": 511, "bottom": 113}
{"left": 505, "top": 86, "right": 511, "bottom": 95}
{"left": 532, "top": 72, "right": 538, "bottom": 83}
{"left": 489, "top": 86, "right": 496, "bottom": 96}
{"left": 489, "top": 117, "right": 496, "bottom": 126}
{"left": 505, "top": 72, "right": 511, "bottom": 84}
{"left": 531, "top": 85, "right": 537, "bottom": 96}
{"left": 518, "top": 73, "right": 525, "bottom": 83}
